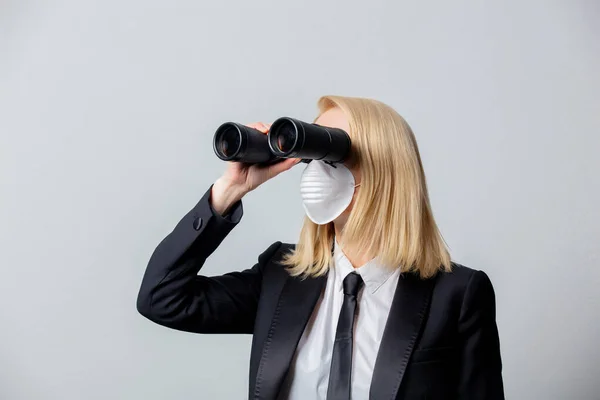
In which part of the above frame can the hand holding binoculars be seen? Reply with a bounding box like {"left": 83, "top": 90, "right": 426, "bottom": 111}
{"left": 213, "top": 117, "right": 351, "bottom": 165}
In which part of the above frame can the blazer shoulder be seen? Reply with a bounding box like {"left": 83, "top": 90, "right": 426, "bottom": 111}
{"left": 258, "top": 241, "right": 284, "bottom": 263}
{"left": 445, "top": 262, "right": 478, "bottom": 281}
{"left": 279, "top": 242, "right": 296, "bottom": 251}
{"left": 435, "top": 262, "right": 495, "bottom": 295}
{"left": 271, "top": 242, "right": 296, "bottom": 262}
{"left": 259, "top": 241, "right": 295, "bottom": 275}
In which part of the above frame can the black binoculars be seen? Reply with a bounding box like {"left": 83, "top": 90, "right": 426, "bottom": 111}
{"left": 212, "top": 117, "right": 351, "bottom": 164}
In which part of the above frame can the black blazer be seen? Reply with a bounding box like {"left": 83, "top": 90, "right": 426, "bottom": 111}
{"left": 137, "top": 186, "right": 505, "bottom": 400}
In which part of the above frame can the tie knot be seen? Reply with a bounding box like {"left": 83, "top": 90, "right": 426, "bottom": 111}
{"left": 343, "top": 272, "right": 363, "bottom": 296}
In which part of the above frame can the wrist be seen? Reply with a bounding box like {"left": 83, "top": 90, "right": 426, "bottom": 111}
{"left": 211, "top": 178, "right": 246, "bottom": 216}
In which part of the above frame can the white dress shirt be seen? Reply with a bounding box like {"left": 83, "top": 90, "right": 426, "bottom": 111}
{"left": 279, "top": 240, "right": 402, "bottom": 400}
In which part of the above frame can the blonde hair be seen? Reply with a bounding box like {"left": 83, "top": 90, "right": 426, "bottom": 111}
{"left": 281, "top": 95, "right": 451, "bottom": 279}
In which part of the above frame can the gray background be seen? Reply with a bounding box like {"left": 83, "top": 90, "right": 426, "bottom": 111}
{"left": 1, "top": 0, "right": 599, "bottom": 399}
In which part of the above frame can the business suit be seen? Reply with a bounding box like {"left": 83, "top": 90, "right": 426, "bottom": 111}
{"left": 137, "top": 186, "right": 505, "bottom": 399}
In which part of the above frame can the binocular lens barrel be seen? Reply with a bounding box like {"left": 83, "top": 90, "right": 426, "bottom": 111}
{"left": 268, "top": 117, "right": 351, "bottom": 163}
{"left": 212, "top": 117, "right": 351, "bottom": 164}
{"left": 213, "top": 122, "right": 277, "bottom": 164}
{"left": 217, "top": 126, "right": 240, "bottom": 158}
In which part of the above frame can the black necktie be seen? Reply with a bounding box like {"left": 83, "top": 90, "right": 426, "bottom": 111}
{"left": 326, "top": 272, "right": 364, "bottom": 400}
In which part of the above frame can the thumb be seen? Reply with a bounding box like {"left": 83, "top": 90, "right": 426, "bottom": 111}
{"left": 268, "top": 158, "right": 301, "bottom": 177}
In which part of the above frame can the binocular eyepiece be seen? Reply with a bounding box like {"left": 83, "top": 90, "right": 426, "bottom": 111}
{"left": 213, "top": 117, "right": 351, "bottom": 164}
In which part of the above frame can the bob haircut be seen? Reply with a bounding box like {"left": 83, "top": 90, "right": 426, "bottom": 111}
{"left": 281, "top": 95, "right": 451, "bottom": 279}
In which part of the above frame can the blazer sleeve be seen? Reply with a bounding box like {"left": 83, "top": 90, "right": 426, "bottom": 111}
{"left": 457, "top": 270, "right": 505, "bottom": 399}
{"left": 136, "top": 184, "right": 282, "bottom": 334}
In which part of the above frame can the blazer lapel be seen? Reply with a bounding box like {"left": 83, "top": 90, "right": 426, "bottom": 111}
{"left": 369, "top": 272, "right": 435, "bottom": 399}
{"left": 253, "top": 273, "right": 327, "bottom": 400}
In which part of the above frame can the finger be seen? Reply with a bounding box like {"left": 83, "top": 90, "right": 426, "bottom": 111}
{"left": 258, "top": 122, "right": 270, "bottom": 134}
{"left": 245, "top": 122, "right": 269, "bottom": 133}
{"left": 269, "top": 158, "right": 301, "bottom": 176}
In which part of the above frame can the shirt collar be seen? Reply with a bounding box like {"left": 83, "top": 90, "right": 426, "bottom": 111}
{"left": 333, "top": 239, "right": 397, "bottom": 295}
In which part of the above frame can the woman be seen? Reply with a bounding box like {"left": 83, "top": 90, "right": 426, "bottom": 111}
{"left": 137, "top": 95, "right": 504, "bottom": 399}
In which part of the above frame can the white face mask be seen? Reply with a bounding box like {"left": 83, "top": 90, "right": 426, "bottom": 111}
{"left": 300, "top": 160, "right": 360, "bottom": 225}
